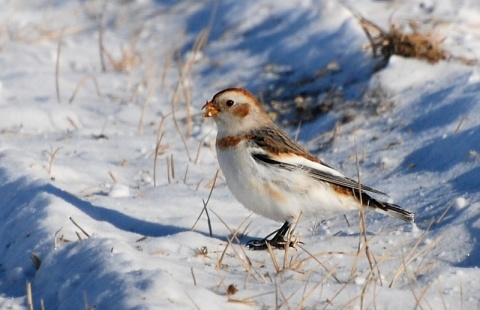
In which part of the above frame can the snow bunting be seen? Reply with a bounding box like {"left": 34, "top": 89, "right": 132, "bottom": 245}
{"left": 203, "top": 88, "right": 415, "bottom": 250}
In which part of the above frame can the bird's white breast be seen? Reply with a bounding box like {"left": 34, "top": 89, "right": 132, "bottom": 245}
{"left": 216, "top": 142, "right": 360, "bottom": 223}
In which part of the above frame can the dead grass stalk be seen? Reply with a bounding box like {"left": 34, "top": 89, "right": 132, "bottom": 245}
{"left": 153, "top": 114, "right": 170, "bottom": 187}
{"left": 69, "top": 216, "right": 90, "bottom": 239}
{"left": 191, "top": 169, "right": 219, "bottom": 236}
{"left": 55, "top": 29, "right": 64, "bottom": 103}
{"left": 26, "top": 281, "right": 33, "bottom": 310}
{"left": 68, "top": 74, "right": 102, "bottom": 104}
{"left": 348, "top": 8, "right": 477, "bottom": 69}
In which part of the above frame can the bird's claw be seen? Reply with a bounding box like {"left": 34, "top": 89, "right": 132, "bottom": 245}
{"left": 246, "top": 238, "right": 301, "bottom": 251}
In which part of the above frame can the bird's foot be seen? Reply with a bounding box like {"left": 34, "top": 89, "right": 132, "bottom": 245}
{"left": 246, "top": 236, "right": 301, "bottom": 251}
{"left": 246, "top": 238, "right": 281, "bottom": 251}
{"left": 246, "top": 221, "right": 302, "bottom": 251}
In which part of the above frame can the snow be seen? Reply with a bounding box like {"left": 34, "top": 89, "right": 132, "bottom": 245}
{"left": 454, "top": 197, "right": 468, "bottom": 210}
{"left": 1, "top": 0, "right": 480, "bottom": 309}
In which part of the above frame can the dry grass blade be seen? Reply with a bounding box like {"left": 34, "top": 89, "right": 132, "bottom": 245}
{"left": 136, "top": 236, "right": 148, "bottom": 243}
{"left": 170, "top": 76, "right": 192, "bottom": 161}
{"left": 75, "top": 231, "right": 83, "bottom": 241}
{"left": 166, "top": 156, "right": 172, "bottom": 184}
{"left": 282, "top": 213, "right": 302, "bottom": 271}
{"left": 47, "top": 146, "right": 63, "bottom": 177}
{"left": 409, "top": 271, "right": 428, "bottom": 309}
{"left": 194, "top": 246, "right": 208, "bottom": 257}
{"left": 211, "top": 211, "right": 256, "bottom": 277}
{"left": 104, "top": 29, "right": 142, "bottom": 73}
{"left": 68, "top": 75, "right": 102, "bottom": 103}
{"left": 191, "top": 169, "right": 219, "bottom": 236}
{"left": 190, "top": 267, "right": 197, "bottom": 286}
{"left": 170, "top": 154, "right": 175, "bottom": 179}
{"left": 69, "top": 75, "right": 89, "bottom": 104}
{"left": 460, "top": 280, "right": 464, "bottom": 310}
{"left": 26, "top": 281, "right": 34, "bottom": 310}
{"left": 138, "top": 70, "right": 159, "bottom": 134}
{"left": 228, "top": 290, "right": 274, "bottom": 306}
{"left": 98, "top": 13, "right": 106, "bottom": 72}
{"left": 83, "top": 292, "right": 94, "bottom": 310}
{"left": 53, "top": 227, "right": 63, "bottom": 249}
{"left": 350, "top": 137, "right": 376, "bottom": 281}
{"left": 55, "top": 29, "right": 64, "bottom": 103}
{"left": 455, "top": 116, "right": 466, "bottom": 133}
{"left": 69, "top": 216, "right": 90, "bottom": 238}
{"left": 387, "top": 25, "right": 447, "bottom": 63}
{"left": 434, "top": 200, "right": 455, "bottom": 225}
{"left": 326, "top": 277, "right": 355, "bottom": 306}
{"left": 178, "top": 1, "right": 218, "bottom": 138}
{"left": 276, "top": 272, "right": 315, "bottom": 309}
{"left": 108, "top": 171, "right": 117, "bottom": 183}
{"left": 298, "top": 266, "right": 340, "bottom": 309}
{"left": 345, "top": 7, "right": 472, "bottom": 69}
{"left": 31, "top": 253, "right": 42, "bottom": 270}
{"left": 215, "top": 234, "right": 234, "bottom": 270}
{"left": 202, "top": 198, "right": 213, "bottom": 237}
{"left": 359, "top": 269, "right": 375, "bottom": 310}
{"left": 298, "top": 244, "right": 341, "bottom": 284}
{"left": 183, "top": 164, "right": 189, "bottom": 183}
{"left": 266, "top": 243, "right": 281, "bottom": 273}
{"left": 97, "top": 9, "right": 142, "bottom": 74}
{"left": 185, "top": 291, "right": 201, "bottom": 310}
{"left": 32, "top": 25, "right": 86, "bottom": 45}
{"left": 194, "top": 128, "right": 213, "bottom": 165}
{"left": 179, "top": 30, "right": 208, "bottom": 138}
{"left": 389, "top": 221, "right": 442, "bottom": 288}
{"left": 153, "top": 114, "right": 171, "bottom": 187}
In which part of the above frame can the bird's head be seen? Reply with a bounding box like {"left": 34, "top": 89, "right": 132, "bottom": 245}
{"left": 203, "top": 88, "right": 272, "bottom": 136}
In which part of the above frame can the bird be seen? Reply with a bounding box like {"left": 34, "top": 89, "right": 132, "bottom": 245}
{"left": 203, "top": 88, "right": 415, "bottom": 250}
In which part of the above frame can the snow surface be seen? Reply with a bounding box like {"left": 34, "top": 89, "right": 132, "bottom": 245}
{"left": 1, "top": 0, "right": 479, "bottom": 309}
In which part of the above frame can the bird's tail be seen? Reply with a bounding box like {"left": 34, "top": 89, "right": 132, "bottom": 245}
{"left": 370, "top": 199, "right": 415, "bottom": 223}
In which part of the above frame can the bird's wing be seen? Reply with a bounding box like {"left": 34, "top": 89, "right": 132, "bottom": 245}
{"left": 252, "top": 153, "right": 386, "bottom": 195}
{"left": 248, "top": 127, "right": 386, "bottom": 195}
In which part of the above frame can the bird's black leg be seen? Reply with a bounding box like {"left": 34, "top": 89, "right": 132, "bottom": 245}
{"left": 246, "top": 221, "right": 292, "bottom": 251}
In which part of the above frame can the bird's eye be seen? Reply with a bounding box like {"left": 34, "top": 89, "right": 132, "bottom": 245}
{"left": 226, "top": 100, "right": 234, "bottom": 107}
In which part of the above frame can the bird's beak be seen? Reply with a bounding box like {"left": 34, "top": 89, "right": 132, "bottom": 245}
{"left": 202, "top": 101, "right": 218, "bottom": 117}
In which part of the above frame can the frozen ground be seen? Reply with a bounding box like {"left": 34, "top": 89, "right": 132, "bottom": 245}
{"left": 0, "top": 0, "right": 479, "bottom": 309}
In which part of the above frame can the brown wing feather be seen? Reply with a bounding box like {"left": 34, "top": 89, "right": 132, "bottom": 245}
{"left": 250, "top": 126, "right": 332, "bottom": 166}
